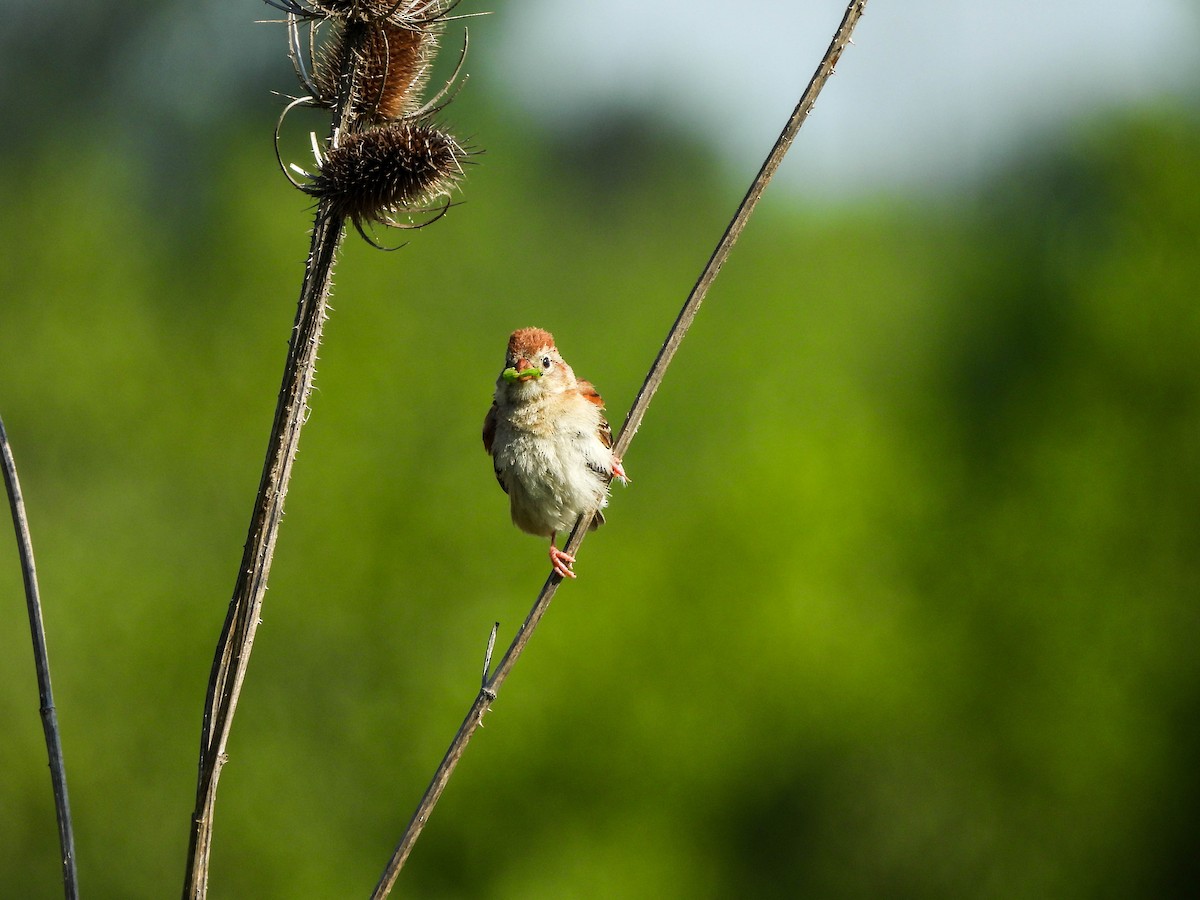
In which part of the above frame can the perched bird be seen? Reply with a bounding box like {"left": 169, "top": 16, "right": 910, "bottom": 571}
{"left": 483, "top": 327, "right": 627, "bottom": 579}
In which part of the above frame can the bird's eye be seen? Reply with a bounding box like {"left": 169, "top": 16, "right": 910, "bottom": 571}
{"left": 542, "top": 356, "right": 552, "bottom": 368}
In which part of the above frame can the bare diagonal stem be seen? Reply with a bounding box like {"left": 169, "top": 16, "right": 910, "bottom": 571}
{"left": 612, "top": 2, "right": 866, "bottom": 459}
{"left": 1, "top": 415, "right": 79, "bottom": 900}
{"left": 369, "top": 2, "right": 870, "bottom": 895}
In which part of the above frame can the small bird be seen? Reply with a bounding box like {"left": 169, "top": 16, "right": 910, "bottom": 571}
{"left": 483, "top": 327, "right": 627, "bottom": 579}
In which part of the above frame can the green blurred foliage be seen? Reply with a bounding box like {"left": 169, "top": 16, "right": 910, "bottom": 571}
{"left": 1, "top": 74, "right": 1198, "bottom": 899}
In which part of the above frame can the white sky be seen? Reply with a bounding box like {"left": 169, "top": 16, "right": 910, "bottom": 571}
{"left": 487, "top": 0, "right": 1200, "bottom": 196}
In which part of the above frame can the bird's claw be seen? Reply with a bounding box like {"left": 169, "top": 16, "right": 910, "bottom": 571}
{"left": 612, "top": 457, "right": 629, "bottom": 484}
{"left": 549, "top": 545, "right": 576, "bottom": 579}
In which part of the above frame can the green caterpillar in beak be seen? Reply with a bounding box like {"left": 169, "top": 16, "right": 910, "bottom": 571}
{"left": 502, "top": 366, "right": 543, "bottom": 382}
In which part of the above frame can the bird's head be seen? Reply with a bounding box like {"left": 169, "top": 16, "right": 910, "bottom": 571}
{"left": 497, "top": 327, "right": 573, "bottom": 400}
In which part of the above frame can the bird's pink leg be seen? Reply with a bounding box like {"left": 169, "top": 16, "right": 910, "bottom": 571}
{"left": 548, "top": 534, "right": 576, "bottom": 579}
{"left": 612, "top": 456, "right": 629, "bottom": 483}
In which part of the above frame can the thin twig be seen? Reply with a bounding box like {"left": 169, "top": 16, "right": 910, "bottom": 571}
{"left": 1, "top": 415, "right": 79, "bottom": 900}
{"left": 368, "top": 2, "right": 870, "bottom": 894}
{"left": 181, "top": 20, "right": 370, "bottom": 900}
{"left": 481, "top": 622, "right": 499, "bottom": 690}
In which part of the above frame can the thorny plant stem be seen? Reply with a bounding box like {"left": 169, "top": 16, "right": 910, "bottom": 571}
{"left": 182, "top": 19, "right": 369, "bottom": 900}
{"left": 369, "top": 2, "right": 870, "bottom": 895}
{"left": 1, "top": 416, "right": 79, "bottom": 900}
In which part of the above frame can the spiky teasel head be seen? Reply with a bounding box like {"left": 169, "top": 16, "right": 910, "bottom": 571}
{"left": 300, "top": 120, "right": 470, "bottom": 239}
{"left": 314, "top": 17, "right": 442, "bottom": 121}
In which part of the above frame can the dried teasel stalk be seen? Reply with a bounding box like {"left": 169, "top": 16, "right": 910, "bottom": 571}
{"left": 300, "top": 120, "right": 469, "bottom": 238}
{"left": 185, "top": 4, "right": 479, "bottom": 895}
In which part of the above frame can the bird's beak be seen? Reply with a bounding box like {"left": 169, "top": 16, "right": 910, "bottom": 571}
{"left": 515, "top": 358, "right": 541, "bottom": 382}
{"left": 501, "top": 358, "right": 544, "bottom": 383}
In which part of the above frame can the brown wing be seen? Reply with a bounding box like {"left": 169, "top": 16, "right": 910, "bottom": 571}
{"left": 596, "top": 417, "right": 614, "bottom": 451}
{"left": 576, "top": 380, "right": 604, "bottom": 409}
{"left": 577, "top": 380, "right": 616, "bottom": 484}
{"left": 482, "top": 402, "right": 508, "bottom": 493}
{"left": 576, "top": 380, "right": 613, "bottom": 449}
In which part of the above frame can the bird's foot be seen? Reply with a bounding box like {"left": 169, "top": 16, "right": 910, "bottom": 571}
{"left": 612, "top": 457, "right": 630, "bottom": 484}
{"left": 549, "top": 544, "right": 576, "bottom": 579}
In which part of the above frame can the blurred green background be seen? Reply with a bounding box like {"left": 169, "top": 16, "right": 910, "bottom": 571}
{"left": 2, "top": 1, "right": 1199, "bottom": 897}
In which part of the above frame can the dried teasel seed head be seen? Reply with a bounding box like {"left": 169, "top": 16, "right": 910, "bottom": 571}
{"left": 315, "top": 18, "right": 441, "bottom": 120}
{"left": 361, "top": 21, "right": 438, "bottom": 119}
{"left": 305, "top": 121, "right": 468, "bottom": 231}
